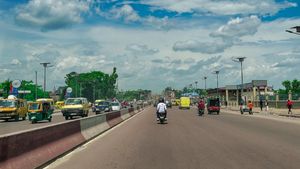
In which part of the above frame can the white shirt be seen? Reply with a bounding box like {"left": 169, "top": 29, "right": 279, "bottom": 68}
{"left": 157, "top": 102, "right": 167, "bottom": 113}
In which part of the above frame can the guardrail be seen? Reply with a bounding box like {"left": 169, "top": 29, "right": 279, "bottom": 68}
{"left": 0, "top": 105, "right": 146, "bottom": 169}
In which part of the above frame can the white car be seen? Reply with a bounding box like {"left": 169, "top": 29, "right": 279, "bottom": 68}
{"left": 111, "top": 102, "right": 121, "bottom": 111}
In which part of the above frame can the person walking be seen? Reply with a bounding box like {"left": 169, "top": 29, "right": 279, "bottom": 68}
{"left": 259, "top": 99, "right": 263, "bottom": 111}
{"left": 265, "top": 100, "right": 269, "bottom": 111}
{"left": 287, "top": 99, "right": 293, "bottom": 115}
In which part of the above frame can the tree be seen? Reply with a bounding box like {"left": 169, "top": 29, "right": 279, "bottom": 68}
{"left": 64, "top": 68, "right": 118, "bottom": 102}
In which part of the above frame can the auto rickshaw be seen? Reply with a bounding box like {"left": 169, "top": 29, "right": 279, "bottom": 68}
{"left": 28, "top": 101, "right": 53, "bottom": 124}
{"left": 55, "top": 101, "right": 64, "bottom": 109}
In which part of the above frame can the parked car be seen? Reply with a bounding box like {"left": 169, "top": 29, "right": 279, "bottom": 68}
{"left": 111, "top": 102, "right": 121, "bottom": 111}
{"left": 94, "top": 101, "right": 111, "bottom": 114}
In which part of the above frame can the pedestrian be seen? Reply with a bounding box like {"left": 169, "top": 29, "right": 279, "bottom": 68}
{"left": 265, "top": 100, "right": 269, "bottom": 111}
{"left": 259, "top": 99, "right": 263, "bottom": 111}
{"left": 247, "top": 100, "right": 253, "bottom": 114}
{"left": 287, "top": 99, "right": 293, "bottom": 114}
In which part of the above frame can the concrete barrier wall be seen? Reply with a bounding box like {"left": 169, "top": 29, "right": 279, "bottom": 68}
{"left": 0, "top": 105, "right": 147, "bottom": 169}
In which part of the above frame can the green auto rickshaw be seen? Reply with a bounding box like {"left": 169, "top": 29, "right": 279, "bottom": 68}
{"left": 28, "top": 101, "right": 53, "bottom": 124}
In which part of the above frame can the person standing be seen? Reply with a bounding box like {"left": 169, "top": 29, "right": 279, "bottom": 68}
{"left": 247, "top": 100, "right": 253, "bottom": 114}
{"left": 265, "top": 100, "right": 269, "bottom": 111}
{"left": 287, "top": 99, "right": 293, "bottom": 114}
{"left": 259, "top": 99, "right": 263, "bottom": 111}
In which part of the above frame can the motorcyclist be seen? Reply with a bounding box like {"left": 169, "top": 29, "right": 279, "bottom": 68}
{"left": 156, "top": 98, "right": 167, "bottom": 121}
{"left": 198, "top": 99, "right": 205, "bottom": 110}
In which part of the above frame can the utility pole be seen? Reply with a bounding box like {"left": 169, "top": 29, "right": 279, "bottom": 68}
{"left": 213, "top": 71, "right": 220, "bottom": 97}
{"left": 35, "top": 71, "right": 38, "bottom": 100}
{"left": 204, "top": 76, "right": 207, "bottom": 91}
{"left": 233, "top": 57, "right": 246, "bottom": 104}
{"left": 40, "top": 62, "right": 51, "bottom": 97}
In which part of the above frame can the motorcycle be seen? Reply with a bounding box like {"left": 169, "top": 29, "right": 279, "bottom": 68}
{"left": 198, "top": 108, "right": 204, "bottom": 116}
{"left": 158, "top": 112, "right": 166, "bottom": 124}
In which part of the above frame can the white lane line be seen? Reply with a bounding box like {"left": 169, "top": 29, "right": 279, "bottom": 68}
{"left": 44, "top": 108, "right": 149, "bottom": 169}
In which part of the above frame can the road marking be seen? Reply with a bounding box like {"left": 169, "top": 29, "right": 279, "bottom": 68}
{"left": 44, "top": 108, "right": 148, "bottom": 169}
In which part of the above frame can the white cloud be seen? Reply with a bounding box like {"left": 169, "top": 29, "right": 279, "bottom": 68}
{"left": 126, "top": 44, "right": 159, "bottom": 55}
{"left": 10, "top": 59, "right": 22, "bottom": 65}
{"left": 210, "top": 15, "right": 261, "bottom": 39}
{"left": 141, "top": 0, "right": 297, "bottom": 16}
{"left": 110, "top": 4, "right": 140, "bottom": 22}
{"left": 14, "top": 0, "right": 91, "bottom": 31}
{"left": 173, "top": 39, "right": 232, "bottom": 54}
{"left": 173, "top": 15, "right": 261, "bottom": 54}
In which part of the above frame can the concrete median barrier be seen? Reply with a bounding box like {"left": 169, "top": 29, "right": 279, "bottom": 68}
{"left": 0, "top": 106, "right": 147, "bottom": 169}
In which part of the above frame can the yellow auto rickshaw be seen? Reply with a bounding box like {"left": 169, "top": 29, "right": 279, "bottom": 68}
{"left": 28, "top": 101, "right": 53, "bottom": 124}
{"left": 55, "top": 101, "right": 64, "bottom": 109}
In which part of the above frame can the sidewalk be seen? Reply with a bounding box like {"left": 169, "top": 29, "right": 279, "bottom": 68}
{"left": 224, "top": 106, "right": 300, "bottom": 118}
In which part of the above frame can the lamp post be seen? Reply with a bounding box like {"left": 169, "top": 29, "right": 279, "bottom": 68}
{"left": 40, "top": 62, "right": 52, "bottom": 97}
{"left": 35, "top": 71, "right": 37, "bottom": 100}
{"left": 232, "top": 57, "right": 246, "bottom": 104}
{"left": 204, "top": 76, "right": 207, "bottom": 91}
{"left": 286, "top": 26, "right": 300, "bottom": 35}
{"left": 195, "top": 81, "right": 198, "bottom": 94}
{"left": 213, "top": 71, "right": 219, "bottom": 97}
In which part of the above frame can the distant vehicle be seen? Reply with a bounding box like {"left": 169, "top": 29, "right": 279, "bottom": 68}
{"left": 95, "top": 101, "right": 111, "bottom": 114}
{"left": 179, "top": 97, "right": 190, "bottom": 109}
{"left": 55, "top": 101, "right": 64, "bottom": 109}
{"left": 28, "top": 101, "right": 53, "bottom": 124}
{"left": 175, "top": 99, "right": 180, "bottom": 106}
{"left": 61, "top": 97, "right": 90, "bottom": 120}
{"left": 111, "top": 102, "right": 121, "bottom": 111}
{"left": 0, "top": 98, "right": 27, "bottom": 121}
{"left": 171, "top": 99, "right": 177, "bottom": 106}
{"left": 166, "top": 100, "right": 172, "bottom": 108}
{"left": 121, "top": 101, "right": 129, "bottom": 108}
{"left": 36, "top": 98, "right": 54, "bottom": 110}
{"left": 207, "top": 98, "right": 220, "bottom": 115}
{"left": 93, "top": 99, "right": 105, "bottom": 112}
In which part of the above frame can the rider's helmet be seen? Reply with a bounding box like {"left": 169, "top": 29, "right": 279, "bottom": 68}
{"left": 159, "top": 98, "right": 164, "bottom": 103}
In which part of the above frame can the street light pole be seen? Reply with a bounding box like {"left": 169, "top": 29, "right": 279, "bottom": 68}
{"left": 35, "top": 71, "right": 38, "bottom": 100}
{"left": 204, "top": 76, "right": 207, "bottom": 91}
{"left": 286, "top": 26, "right": 300, "bottom": 35}
{"left": 233, "top": 57, "right": 246, "bottom": 103}
{"left": 213, "top": 71, "right": 220, "bottom": 97}
{"left": 40, "top": 62, "right": 51, "bottom": 97}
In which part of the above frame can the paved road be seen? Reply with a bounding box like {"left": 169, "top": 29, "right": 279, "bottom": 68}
{"left": 46, "top": 107, "right": 300, "bottom": 169}
{"left": 0, "top": 110, "right": 96, "bottom": 135}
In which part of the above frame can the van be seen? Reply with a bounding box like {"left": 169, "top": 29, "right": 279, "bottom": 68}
{"left": 179, "top": 97, "right": 190, "bottom": 109}
{"left": 0, "top": 98, "right": 27, "bottom": 121}
{"left": 61, "top": 97, "right": 90, "bottom": 120}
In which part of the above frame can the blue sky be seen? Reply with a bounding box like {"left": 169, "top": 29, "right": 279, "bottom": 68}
{"left": 0, "top": 0, "right": 300, "bottom": 92}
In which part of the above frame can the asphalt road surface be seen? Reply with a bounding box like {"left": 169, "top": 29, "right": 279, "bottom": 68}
{"left": 0, "top": 110, "right": 95, "bottom": 135}
{"left": 47, "top": 107, "right": 300, "bottom": 169}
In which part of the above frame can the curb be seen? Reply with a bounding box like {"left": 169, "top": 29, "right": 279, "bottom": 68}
{"left": 0, "top": 106, "right": 147, "bottom": 169}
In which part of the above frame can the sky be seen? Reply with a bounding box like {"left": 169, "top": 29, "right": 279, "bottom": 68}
{"left": 0, "top": 0, "right": 300, "bottom": 92}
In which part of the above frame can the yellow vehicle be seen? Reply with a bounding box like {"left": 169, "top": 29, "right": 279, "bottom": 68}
{"left": 179, "top": 97, "right": 191, "bottom": 109}
{"left": 171, "top": 99, "right": 177, "bottom": 106}
{"left": 61, "top": 97, "right": 90, "bottom": 120}
{"left": 55, "top": 101, "right": 65, "bottom": 109}
{"left": 0, "top": 98, "right": 27, "bottom": 121}
{"left": 36, "top": 98, "right": 54, "bottom": 110}
{"left": 175, "top": 99, "right": 180, "bottom": 106}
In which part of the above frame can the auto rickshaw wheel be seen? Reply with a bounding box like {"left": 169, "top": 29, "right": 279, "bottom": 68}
{"left": 22, "top": 115, "right": 26, "bottom": 120}
{"left": 14, "top": 115, "right": 19, "bottom": 121}
{"left": 65, "top": 116, "right": 69, "bottom": 120}
{"left": 217, "top": 111, "right": 220, "bottom": 115}
{"left": 48, "top": 118, "right": 52, "bottom": 122}
{"left": 31, "top": 120, "right": 36, "bottom": 124}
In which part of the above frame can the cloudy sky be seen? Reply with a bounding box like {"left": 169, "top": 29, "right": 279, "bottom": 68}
{"left": 0, "top": 0, "right": 300, "bottom": 92}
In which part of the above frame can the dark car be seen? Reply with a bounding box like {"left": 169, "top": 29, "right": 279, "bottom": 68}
{"left": 207, "top": 98, "right": 220, "bottom": 115}
{"left": 94, "top": 101, "right": 111, "bottom": 114}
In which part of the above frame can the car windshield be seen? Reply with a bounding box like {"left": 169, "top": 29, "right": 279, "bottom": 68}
{"left": 97, "top": 101, "right": 109, "bottom": 106}
{"left": 29, "top": 103, "right": 40, "bottom": 110}
{"left": 111, "top": 102, "right": 119, "bottom": 106}
{"left": 65, "top": 99, "right": 82, "bottom": 105}
{"left": 0, "top": 100, "right": 16, "bottom": 108}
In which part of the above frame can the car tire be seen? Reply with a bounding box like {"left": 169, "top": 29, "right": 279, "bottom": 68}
{"left": 217, "top": 111, "right": 220, "bottom": 115}
{"left": 65, "top": 116, "right": 69, "bottom": 120}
